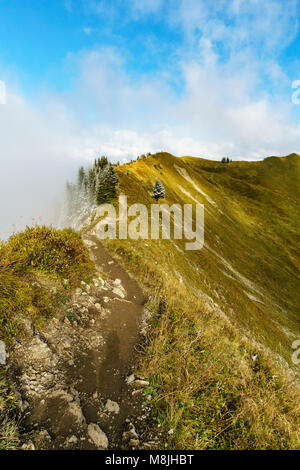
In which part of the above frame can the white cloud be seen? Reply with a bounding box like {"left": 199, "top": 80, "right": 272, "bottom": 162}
{"left": 168, "top": 0, "right": 299, "bottom": 53}
{"left": 0, "top": 89, "right": 90, "bottom": 238}
{"left": 2, "top": 0, "right": 300, "bottom": 237}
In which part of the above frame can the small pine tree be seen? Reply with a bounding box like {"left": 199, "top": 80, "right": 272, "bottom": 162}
{"left": 152, "top": 180, "right": 165, "bottom": 201}
{"left": 96, "top": 163, "right": 119, "bottom": 205}
{"left": 98, "top": 156, "right": 108, "bottom": 169}
{"left": 60, "top": 156, "right": 119, "bottom": 228}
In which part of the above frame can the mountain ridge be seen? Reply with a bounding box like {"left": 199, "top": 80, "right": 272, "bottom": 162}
{"left": 1, "top": 152, "right": 300, "bottom": 450}
{"left": 102, "top": 151, "right": 300, "bottom": 367}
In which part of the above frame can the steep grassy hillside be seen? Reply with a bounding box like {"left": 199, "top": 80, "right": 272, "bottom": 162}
{"left": 114, "top": 153, "right": 300, "bottom": 364}
{"left": 89, "top": 152, "right": 300, "bottom": 449}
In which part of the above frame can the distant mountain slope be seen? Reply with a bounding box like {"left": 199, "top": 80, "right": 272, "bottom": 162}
{"left": 83, "top": 152, "right": 300, "bottom": 449}
{"left": 105, "top": 152, "right": 299, "bottom": 365}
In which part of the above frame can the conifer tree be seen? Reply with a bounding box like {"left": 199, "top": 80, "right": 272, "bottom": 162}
{"left": 96, "top": 163, "right": 119, "bottom": 205}
{"left": 60, "top": 156, "right": 118, "bottom": 228}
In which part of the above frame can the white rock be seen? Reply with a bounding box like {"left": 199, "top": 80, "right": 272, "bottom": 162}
{"left": 21, "top": 441, "right": 35, "bottom": 450}
{"left": 88, "top": 423, "right": 108, "bottom": 449}
{"left": 126, "top": 374, "right": 135, "bottom": 384}
{"left": 67, "top": 401, "right": 86, "bottom": 425}
{"left": 133, "top": 380, "right": 149, "bottom": 387}
{"left": 105, "top": 399, "right": 120, "bottom": 414}
{"left": 67, "top": 435, "right": 78, "bottom": 444}
{"left": 26, "top": 337, "right": 56, "bottom": 369}
{"left": 112, "top": 287, "right": 126, "bottom": 298}
{"left": 129, "top": 439, "right": 139, "bottom": 447}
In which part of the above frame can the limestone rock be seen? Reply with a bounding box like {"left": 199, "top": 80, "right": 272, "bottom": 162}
{"left": 26, "top": 337, "right": 56, "bottom": 370}
{"left": 105, "top": 399, "right": 120, "bottom": 414}
{"left": 88, "top": 423, "right": 108, "bottom": 449}
{"left": 21, "top": 441, "right": 35, "bottom": 451}
{"left": 112, "top": 287, "right": 126, "bottom": 298}
{"left": 133, "top": 380, "right": 149, "bottom": 387}
{"left": 66, "top": 435, "right": 78, "bottom": 445}
{"left": 125, "top": 374, "right": 135, "bottom": 384}
{"left": 122, "top": 422, "right": 139, "bottom": 443}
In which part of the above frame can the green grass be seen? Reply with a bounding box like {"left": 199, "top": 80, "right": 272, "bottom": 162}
{"left": 113, "top": 152, "right": 300, "bottom": 365}
{"left": 0, "top": 225, "right": 95, "bottom": 344}
{"left": 0, "top": 225, "right": 94, "bottom": 285}
{"left": 0, "top": 366, "right": 19, "bottom": 449}
{"left": 0, "top": 225, "right": 96, "bottom": 448}
{"left": 91, "top": 151, "right": 300, "bottom": 449}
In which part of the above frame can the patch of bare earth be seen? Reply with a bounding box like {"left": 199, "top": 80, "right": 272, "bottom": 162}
{"left": 8, "top": 234, "right": 162, "bottom": 450}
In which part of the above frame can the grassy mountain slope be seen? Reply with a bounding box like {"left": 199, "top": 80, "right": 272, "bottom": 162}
{"left": 1, "top": 154, "right": 299, "bottom": 450}
{"left": 89, "top": 152, "right": 300, "bottom": 449}
{"left": 115, "top": 153, "right": 300, "bottom": 363}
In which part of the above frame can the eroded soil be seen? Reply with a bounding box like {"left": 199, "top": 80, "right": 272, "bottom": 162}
{"left": 9, "top": 233, "right": 160, "bottom": 450}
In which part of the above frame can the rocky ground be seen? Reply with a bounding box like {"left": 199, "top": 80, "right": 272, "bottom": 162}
{"left": 7, "top": 233, "right": 162, "bottom": 450}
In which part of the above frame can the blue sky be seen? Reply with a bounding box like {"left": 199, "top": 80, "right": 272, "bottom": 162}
{"left": 1, "top": 0, "right": 300, "bottom": 156}
{"left": 0, "top": 0, "right": 299, "bottom": 100}
{"left": 1, "top": 0, "right": 300, "bottom": 235}
{"left": 0, "top": 0, "right": 182, "bottom": 95}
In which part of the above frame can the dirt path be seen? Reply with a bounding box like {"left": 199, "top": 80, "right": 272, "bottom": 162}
{"left": 10, "top": 232, "right": 158, "bottom": 450}
{"left": 76, "top": 233, "right": 148, "bottom": 447}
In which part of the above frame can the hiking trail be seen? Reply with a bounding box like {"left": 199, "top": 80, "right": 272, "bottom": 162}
{"left": 9, "top": 232, "right": 160, "bottom": 450}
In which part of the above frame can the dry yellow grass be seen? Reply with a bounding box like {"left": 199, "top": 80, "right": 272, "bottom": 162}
{"left": 96, "top": 152, "right": 300, "bottom": 449}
